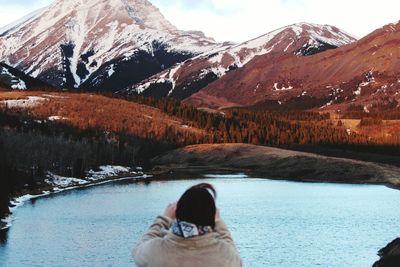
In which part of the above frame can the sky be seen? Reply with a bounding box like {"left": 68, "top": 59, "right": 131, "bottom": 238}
{"left": 0, "top": 0, "right": 399, "bottom": 42}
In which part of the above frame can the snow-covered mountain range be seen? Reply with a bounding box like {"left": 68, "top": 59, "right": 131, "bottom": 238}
{"left": 0, "top": 0, "right": 220, "bottom": 90}
{"left": 1, "top": 0, "right": 365, "bottom": 106}
{"left": 123, "top": 22, "right": 357, "bottom": 99}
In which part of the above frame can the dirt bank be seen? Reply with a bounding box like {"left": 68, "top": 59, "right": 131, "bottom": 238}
{"left": 152, "top": 144, "right": 400, "bottom": 188}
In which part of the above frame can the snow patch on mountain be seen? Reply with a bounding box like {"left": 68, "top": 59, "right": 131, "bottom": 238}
{"left": 0, "top": 67, "right": 27, "bottom": 90}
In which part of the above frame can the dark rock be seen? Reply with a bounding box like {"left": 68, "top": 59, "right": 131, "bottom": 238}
{"left": 373, "top": 238, "right": 400, "bottom": 267}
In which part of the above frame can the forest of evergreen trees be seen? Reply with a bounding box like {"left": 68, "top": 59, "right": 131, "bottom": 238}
{"left": 0, "top": 108, "right": 175, "bottom": 219}
{"left": 121, "top": 95, "right": 400, "bottom": 146}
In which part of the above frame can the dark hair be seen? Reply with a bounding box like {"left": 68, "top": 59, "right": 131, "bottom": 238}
{"left": 176, "top": 183, "right": 217, "bottom": 228}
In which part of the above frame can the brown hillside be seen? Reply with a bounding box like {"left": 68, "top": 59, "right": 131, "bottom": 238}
{"left": 0, "top": 91, "right": 206, "bottom": 142}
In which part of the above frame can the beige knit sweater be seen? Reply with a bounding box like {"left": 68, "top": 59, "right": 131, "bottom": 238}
{"left": 133, "top": 216, "right": 243, "bottom": 267}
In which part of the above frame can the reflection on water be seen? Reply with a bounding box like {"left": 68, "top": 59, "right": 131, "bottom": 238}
{"left": 0, "top": 176, "right": 399, "bottom": 267}
{"left": 0, "top": 228, "right": 8, "bottom": 245}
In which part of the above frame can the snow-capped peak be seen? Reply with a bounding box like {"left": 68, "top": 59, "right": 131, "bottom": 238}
{"left": 228, "top": 22, "right": 357, "bottom": 61}
{"left": 0, "top": 0, "right": 220, "bottom": 89}
{"left": 126, "top": 22, "right": 357, "bottom": 98}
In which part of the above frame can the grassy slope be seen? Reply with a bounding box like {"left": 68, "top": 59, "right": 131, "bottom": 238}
{"left": 0, "top": 91, "right": 206, "bottom": 142}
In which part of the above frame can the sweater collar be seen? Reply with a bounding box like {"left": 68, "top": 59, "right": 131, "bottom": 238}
{"left": 171, "top": 219, "right": 213, "bottom": 238}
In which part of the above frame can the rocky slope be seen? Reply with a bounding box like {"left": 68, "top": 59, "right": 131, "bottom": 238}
{"left": 0, "top": 0, "right": 220, "bottom": 91}
{"left": 0, "top": 63, "right": 50, "bottom": 90}
{"left": 183, "top": 21, "right": 400, "bottom": 112}
{"left": 123, "top": 22, "right": 356, "bottom": 99}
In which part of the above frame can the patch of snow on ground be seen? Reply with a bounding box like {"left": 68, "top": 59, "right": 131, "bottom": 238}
{"left": 284, "top": 39, "right": 294, "bottom": 52}
{"left": 41, "top": 94, "right": 70, "bottom": 99}
{"left": 135, "top": 81, "right": 153, "bottom": 94}
{"left": 273, "top": 82, "right": 293, "bottom": 91}
{"left": 46, "top": 173, "right": 88, "bottom": 188}
{"left": 290, "top": 24, "right": 303, "bottom": 36}
{"left": 359, "top": 81, "right": 370, "bottom": 87}
{"left": 208, "top": 53, "right": 224, "bottom": 64}
{"left": 0, "top": 96, "right": 46, "bottom": 108}
{"left": 320, "top": 100, "right": 334, "bottom": 109}
{"left": 87, "top": 165, "right": 132, "bottom": 181}
{"left": 107, "top": 64, "right": 115, "bottom": 77}
{"left": 354, "top": 87, "right": 362, "bottom": 96}
{"left": 0, "top": 67, "right": 27, "bottom": 90}
{"left": 168, "top": 63, "right": 182, "bottom": 91}
{"left": 210, "top": 66, "right": 226, "bottom": 77}
{"left": 11, "top": 80, "right": 27, "bottom": 90}
{"left": 48, "top": 116, "right": 67, "bottom": 121}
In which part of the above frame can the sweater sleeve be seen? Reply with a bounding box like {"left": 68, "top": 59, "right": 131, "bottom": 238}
{"left": 215, "top": 219, "right": 243, "bottom": 266}
{"left": 214, "top": 219, "right": 235, "bottom": 245}
{"left": 139, "top": 215, "right": 172, "bottom": 242}
{"left": 133, "top": 216, "right": 172, "bottom": 266}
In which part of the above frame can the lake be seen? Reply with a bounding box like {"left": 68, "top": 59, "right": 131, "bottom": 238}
{"left": 0, "top": 175, "right": 399, "bottom": 266}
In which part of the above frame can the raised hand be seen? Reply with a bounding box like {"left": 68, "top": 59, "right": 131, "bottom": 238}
{"left": 163, "top": 202, "right": 177, "bottom": 220}
{"left": 215, "top": 208, "right": 221, "bottom": 220}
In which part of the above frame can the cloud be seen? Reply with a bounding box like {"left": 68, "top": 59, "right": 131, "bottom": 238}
{"left": 0, "top": 0, "right": 399, "bottom": 43}
{"left": 0, "top": 0, "right": 50, "bottom": 7}
{"left": 153, "top": 0, "right": 400, "bottom": 42}
{"left": 0, "top": 0, "right": 51, "bottom": 29}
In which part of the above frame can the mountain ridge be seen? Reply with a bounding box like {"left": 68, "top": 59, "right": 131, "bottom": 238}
{"left": 122, "top": 22, "right": 357, "bottom": 99}
{"left": 0, "top": 0, "right": 220, "bottom": 91}
{"left": 183, "top": 21, "right": 400, "bottom": 113}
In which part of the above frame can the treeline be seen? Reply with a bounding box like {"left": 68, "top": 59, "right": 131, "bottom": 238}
{"left": 116, "top": 95, "right": 377, "bottom": 146}
{"left": 0, "top": 109, "right": 176, "bottom": 173}
{"left": 344, "top": 103, "right": 400, "bottom": 120}
{"left": 0, "top": 108, "right": 177, "bottom": 217}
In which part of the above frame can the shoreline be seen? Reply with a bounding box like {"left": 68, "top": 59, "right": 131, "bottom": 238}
{"left": 150, "top": 166, "right": 400, "bottom": 191}
{"left": 3, "top": 143, "right": 400, "bottom": 230}
{"left": 0, "top": 166, "right": 152, "bottom": 231}
{"left": 152, "top": 143, "right": 400, "bottom": 190}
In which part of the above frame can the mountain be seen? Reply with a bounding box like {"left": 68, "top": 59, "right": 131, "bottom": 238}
{"left": 122, "top": 22, "right": 357, "bottom": 99}
{"left": 183, "top": 21, "right": 400, "bottom": 112}
{"left": 0, "top": 63, "right": 50, "bottom": 90}
{"left": 0, "top": 0, "right": 221, "bottom": 91}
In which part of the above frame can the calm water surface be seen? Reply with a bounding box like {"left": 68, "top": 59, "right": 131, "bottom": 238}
{"left": 0, "top": 176, "right": 399, "bottom": 267}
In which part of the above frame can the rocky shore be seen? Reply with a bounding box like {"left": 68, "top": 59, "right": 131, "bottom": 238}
{"left": 152, "top": 143, "right": 400, "bottom": 189}
{"left": 373, "top": 238, "right": 400, "bottom": 267}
